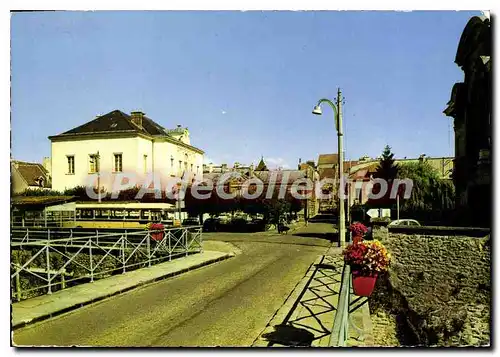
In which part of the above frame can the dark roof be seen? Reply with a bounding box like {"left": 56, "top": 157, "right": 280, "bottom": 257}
{"left": 12, "top": 161, "right": 50, "bottom": 187}
{"left": 57, "top": 110, "right": 167, "bottom": 137}
{"left": 11, "top": 196, "right": 75, "bottom": 208}
{"left": 48, "top": 110, "right": 205, "bottom": 154}
{"left": 318, "top": 154, "right": 338, "bottom": 166}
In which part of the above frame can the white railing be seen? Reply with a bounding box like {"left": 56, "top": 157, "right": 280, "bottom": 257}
{"left": 11, "top": 226, "right": 203, "bottom": 302}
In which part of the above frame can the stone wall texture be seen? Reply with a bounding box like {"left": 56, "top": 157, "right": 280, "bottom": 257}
{"left": 371, "top": 226, "right": 490, "bottom": 346}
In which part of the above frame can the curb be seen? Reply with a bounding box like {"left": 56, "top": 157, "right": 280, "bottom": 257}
{"left": 12, "top": 252, "right": 234, "bottom": 330}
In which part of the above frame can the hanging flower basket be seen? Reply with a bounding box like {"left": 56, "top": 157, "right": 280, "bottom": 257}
{"left": 146, "top": 223, "right": 165, "bottom": 241}
{"left": 343, "top": 239, "right": 390, "bottom": 297}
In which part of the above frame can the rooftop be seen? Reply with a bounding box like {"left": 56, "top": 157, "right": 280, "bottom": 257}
{"left": 11, "top": 160, "right": 50, "bottom": 188}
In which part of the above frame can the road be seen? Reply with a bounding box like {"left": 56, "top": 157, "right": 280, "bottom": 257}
{"left": 13, "top": 224, "right": 334, "bottom": 347}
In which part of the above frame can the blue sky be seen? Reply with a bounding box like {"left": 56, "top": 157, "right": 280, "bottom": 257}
{"left": 11, "top": 10, "right": 478, "bottom": 169}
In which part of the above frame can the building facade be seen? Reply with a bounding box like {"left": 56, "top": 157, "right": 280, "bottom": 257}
{"left": 49, "top": 110, "right": 204, "bottom": 192}
{"left": 444, "top": 15, "right": 491, "bottom": 227}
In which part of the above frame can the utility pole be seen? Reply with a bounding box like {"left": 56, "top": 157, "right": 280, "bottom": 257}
{"left": 337, "top": 88, "right": 346, "bottom": 248}
{"left": 304, "top": 168, "right": 308, "bottom": 226}
{"left": 397, "top": 194, "right": 400, "bottom": 220}
{"left": 97, "top": 151, "right": 101, "bottom": 203}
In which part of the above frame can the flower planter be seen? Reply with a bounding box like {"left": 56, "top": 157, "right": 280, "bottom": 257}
{"left": 351, "top": 270, "right": 378, "bottom": 297}
{"left": 151, "top": 231, "right": 164, "bottom": 241}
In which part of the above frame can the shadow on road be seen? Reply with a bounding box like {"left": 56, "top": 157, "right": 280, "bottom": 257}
{"left": 261, "top": 324, "right": 315, "bottom": 347}
{"left": 292, "top": 232, "right": 339, "bottom": 244}
{"left": 308, "top": 214, "right": 338, "bottom": 224}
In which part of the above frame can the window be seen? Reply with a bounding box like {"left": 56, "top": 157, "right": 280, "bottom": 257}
{"left": 114, "top": 153, "right": 123, "bottom": 172}
{"left": 89, "top": 154, "right": 99, "bottom": 173}
{"left": 197, "top": 165, "right": 200, "bottom": 174}
{"left": 171, "top": 157, "right": 174, "bottom": 168}
{"left": 143, "top": 154, "right": 148, "bottom": 173}
{"left": 185, "top": 161, "right": 188, "bottom": 171}
{"left": 67, "top": 156, "right": 75, "bottom": 174}
{"left": 36, "top": 176, "right": 45, "bottom": 187}
{"left": 179, "top": 160, "right": 182, "bottom": 169}
{"left": 191, "top": 163, "right": 193, "bottom": 172}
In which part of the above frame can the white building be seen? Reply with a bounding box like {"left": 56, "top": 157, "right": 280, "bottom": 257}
{"left": 49, "top": 110, "right": 204, "bottom": 192}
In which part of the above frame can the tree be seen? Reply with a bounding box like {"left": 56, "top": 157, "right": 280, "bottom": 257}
{"left": 396, "top": 161, "right": 455, "bottom": 217}
{"left": 375, "top": 145, "right": 399, "bottom": 181}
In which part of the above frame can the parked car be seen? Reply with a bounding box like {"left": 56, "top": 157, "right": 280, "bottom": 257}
{"left": 388, "top": 219, "right": 421, "bottom": 227}
{"left": 183, "top": 218, "right": 200, "bottom": 226}
{"left": 203, "top": 218, "right": 221, "bottom": 232}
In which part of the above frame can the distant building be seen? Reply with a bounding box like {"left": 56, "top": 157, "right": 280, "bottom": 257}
{"left": 203, "top": 162, "right": 255, "bottom": 176}
{"left": 347, "top": 162, "right": 378, "bottom": 207}
{"left": 48, "top": 110, "right": 204, "bottom": 192}
{"left": 255, "top": 156, "right": 269, "bottom": 171}
{"left": 344, "top": 155, "right": 453, "bottom": 207}
{"left": 11, "top": 160, "right": 51, "bottom": 194}
{"left": 316, "top": 153, "right": 339, "bottom": 212}
{"left": 443, "top": 15, "right": 491, "bottom": 227}
{"left": 298, "top": 159, "right": 319, "bottom": 219}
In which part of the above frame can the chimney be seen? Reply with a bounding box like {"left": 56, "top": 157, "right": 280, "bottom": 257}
{"left": 131, "top": 111, "right": 145, "bottom": 128}
{"left": 43, "top": 157, "right": 52, "bottom": 178}
{"left": 177, "top": 124, "right": 182, "bottom": 129}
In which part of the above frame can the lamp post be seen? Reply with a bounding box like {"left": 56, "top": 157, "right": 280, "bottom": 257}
{"left": 312, "top": 88, "right": 346, "bottom": 248}
{"left": 95, "top": 151, "right": 101, "bottom": 203}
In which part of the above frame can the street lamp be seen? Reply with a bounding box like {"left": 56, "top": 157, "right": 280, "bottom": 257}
{"left": 312, "top": 88, "right": 346, "bottom": 248}
{"left": 95, "top": 151, "right": 101, "bottom": 203}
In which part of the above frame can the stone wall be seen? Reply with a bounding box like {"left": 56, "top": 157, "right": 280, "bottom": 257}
{"left": 370, "top": 225, "right": 490, "bottom": 346}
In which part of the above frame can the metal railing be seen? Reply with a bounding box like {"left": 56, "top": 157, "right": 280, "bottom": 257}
{"left": 329, "top": 264, "right": 351, "bottom": 346}
{"left": 329, "top": 264, "right": 369, "bottom": 347}
{"left": 11, "top": 226, "right": 203, "bottom": 302}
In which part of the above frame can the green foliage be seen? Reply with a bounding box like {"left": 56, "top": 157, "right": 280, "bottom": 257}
{"left": 265, "top": 199, "right": 291, "bottom": 225}
{"left": 184, "top": 184, "right": 303, "bottom": 223}
{"left": 63, "top": 185, "right": 90, "bottom": 199}
{"left": 397, "top": 161, "right": 455, "bottom": 212}
{"left": 375, "top": 145, "right": 399, "bottom": 181}
{"left": 19, "top": 188, "right": 63, "bottom": 196}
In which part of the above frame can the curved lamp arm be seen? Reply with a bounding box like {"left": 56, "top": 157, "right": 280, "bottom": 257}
{"left": 316, "top": 98, "right": 339, "bottom": 131}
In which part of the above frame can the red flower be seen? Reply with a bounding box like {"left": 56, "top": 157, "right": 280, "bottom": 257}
{"left": 350, "top": 222, "right": 368, "bottom": 237}
{"left": 353, "top": 236, "right": 364, "bottom": 244}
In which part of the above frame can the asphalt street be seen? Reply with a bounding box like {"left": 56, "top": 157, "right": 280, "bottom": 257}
{"left": 13, "top": 224, "right": 334, "bottom": 347}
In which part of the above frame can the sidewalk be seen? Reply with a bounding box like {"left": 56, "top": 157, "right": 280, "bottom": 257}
{"left": 12, "top": 246, "right": 236, "bottom": 329}
{"left": 253, "top": 250, "right": 343, "bottom": 347}
{"left": 253, "top": 241, "right": 373, "bottom": 347}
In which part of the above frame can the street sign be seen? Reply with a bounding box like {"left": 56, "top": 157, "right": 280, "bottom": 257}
{"left": 366, "top": 208, "right": 391, "bottom": 218}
